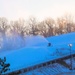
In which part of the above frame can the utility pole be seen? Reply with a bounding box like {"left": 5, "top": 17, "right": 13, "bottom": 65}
{"left": 68, "top": 44, "right": 72, "bottom": 70}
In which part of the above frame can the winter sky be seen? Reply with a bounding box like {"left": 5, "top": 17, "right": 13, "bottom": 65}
{"left": 0, "top": 0, "right": 75, "bottom": 21}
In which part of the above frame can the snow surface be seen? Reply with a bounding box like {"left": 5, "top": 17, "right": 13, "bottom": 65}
{"left": 47, "top": 32, "right": 75, "bottom": 47}
{"left": 25, "top": 35, "right": 49, "bottom": 47}
{"left": 0, "top": 32, "right": 75, "bottom": 74}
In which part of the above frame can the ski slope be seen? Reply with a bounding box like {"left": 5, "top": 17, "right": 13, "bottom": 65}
{"left": 0, "top": 32, "right": 75, "bottom": 74}
{"left": 47, "top": 32, "right": 75, "bottom": 47}
{"left": 25, "top": 35, "right": 49, "bottom": 47}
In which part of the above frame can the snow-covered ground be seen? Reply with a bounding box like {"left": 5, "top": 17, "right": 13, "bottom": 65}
{"left": 25, "top": 35, "right": 49, "bottom": 47}
{"left": 0, "top": 32, "right": 75, "bottom": 74}
{"left": 46, "top": 32, "right": 75, "bottom": 47}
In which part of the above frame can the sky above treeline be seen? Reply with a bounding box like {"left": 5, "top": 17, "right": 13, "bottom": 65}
{"left": 0, "top": 0, "right": 75, "bottom": 21}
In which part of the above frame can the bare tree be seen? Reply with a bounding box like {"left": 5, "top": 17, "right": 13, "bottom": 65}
{"left": 57, "top": 14, "right": 74, "bottom": 34}
{"left": 28, "top": 17, "right": 38, "bottom": 35}
{"left": 0, "top": 17, "right": 8, "bottom": 36}
{"left": 44, "top": 18, "right": 55, "bottom": 36}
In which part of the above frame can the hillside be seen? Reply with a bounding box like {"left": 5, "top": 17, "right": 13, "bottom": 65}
{"left": 0, "top": 32, "right": 75, "bottom": 75}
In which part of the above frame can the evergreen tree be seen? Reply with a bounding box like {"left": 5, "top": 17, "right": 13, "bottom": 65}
{"left": 0, "top": 57, "right": 10, "bottom": 74}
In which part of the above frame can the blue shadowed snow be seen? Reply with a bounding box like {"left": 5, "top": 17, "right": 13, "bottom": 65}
{"left": 46, "top": 32, "right": 75, "bottom": 47}
{"left": 0, "top": 47, "right": 59, "bottom": 73}
{"left": 25, "top": 35, "right": 49, "bottom": 47}
{"left": 0, "top": 32, "right": 75, "bottom": 74}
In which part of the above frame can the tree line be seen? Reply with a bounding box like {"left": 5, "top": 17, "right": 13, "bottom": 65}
{"left": 0, "top": 14, "right": 75, "bottom": 50}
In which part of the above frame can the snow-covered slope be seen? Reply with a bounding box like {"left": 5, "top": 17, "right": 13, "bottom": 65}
{"left": 46, "top": 32, "right": 75, "bottom": 47}
{"left": 25, "top": 35, "right": 49, "bottom": 47}
{"left": 0, "top": 32, "right": 75, "bottom": 74}
{"left": 0, "top": 47, "right": 65, "bottom": 73}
